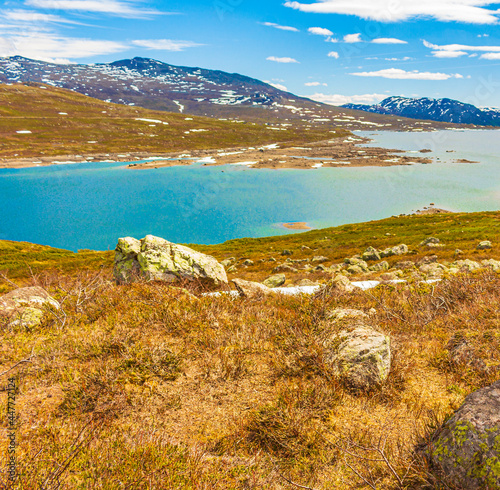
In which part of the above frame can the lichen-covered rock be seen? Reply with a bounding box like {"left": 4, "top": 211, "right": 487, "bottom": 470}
{"left": 482, "top": 259, "right": 500, "bottom": 272}
{"left": 477, "top": 240, "right": 492, "bottom": 250}
{"left": 380, "top": 244, "right": 409, "bottom": 258}
{"left": 420, "top": 237, "right": 441, "bottom": 247}
{"left": 272, "top": 264, "right": 298, "bottom": 273}
{"left": 362, "top": 246, "right": 381, "bottom": 262}
{"left": 317, "top": 274, "right": 355, "bottom": 296}
{"left": 113, "top": 235, "right": 227, "bottom": 288}
{"left": 312, "top": 256, "right": 329, "bottom": 263}
{"left": 369, "top": 261, "right": 389, "bottom": 272}
{"left": 419, "top": 263, "right": 448, "bottom": 278}
{"left": 427, "top": 381, "right": 500, "bottom": 489}
{"left": 232, "top": 278, "right": 273, "bottom": 299}
{"left": 452, "top": 259, "right": 482, "bottom": 273}
{"left": 0, "top": 286, "right": 60, "bottom": 328}
{"left": 347, "top": 265, "right": 365, "bottom": 275}
{"left": 263, "top": 274, "right": 286, "bottom": 288}
{"left": 324, "top": 326, "right": 391, "bottom": 391}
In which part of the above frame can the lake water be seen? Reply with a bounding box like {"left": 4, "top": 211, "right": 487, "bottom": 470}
{"left": 0, "top": 130, "right": 499, "bottom": 252}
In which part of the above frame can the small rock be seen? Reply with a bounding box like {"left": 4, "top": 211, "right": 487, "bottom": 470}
{"left": 272, "top": 264, "right": 298, "bottom": 273}
{"left": 281, "top": 249, "right": 293, "bottom": 256}
{"left": 312, "top": 256, "right": 329, "bottom": 263}
{"left": 452, "top": 259, "right": 482, "bottom": 272}
{"left": 324, "top": 326, "right": 391, "bottom": 391}
{"left": 427, "top": 381, "right": 500, "bottom": 489}
{"left": 301, "top": 245, "right": 311, "bottom": 250}
{"left": 268, "top": 257, "right": 277, "bottom": 262}
{"left": 347, "top": 265, "right": 365, "bottom": 275}
{"left": 454, "top": 249, "right": 463, "bottom": 255}
{"left": 394, "top": 261, "right": 415, "bottom": 271}
{"left": 317, "top": 274, "right": 355, "bottom": 295}
{"left": 329, "top": 264, "right": 344, "bottom": 272}
{"left": 369, "top": 261, "right": 389, "bottom": 272}
{"left": 315, "top": 264, "right": 328, "bottom": 272}
{"left": 296, "top": 278, "right": 318, "bottom": 287}
{"left": 263, "top": 274, "right": 286, "bottom": 288}
{"left": 232, "top": 279, "right": 273, "bottom": 299}
{"left": 477, "top": 240, "right": 492, "bottom": 250}
{"left": 326, "top": 308, "right": 368, "bottom": 322}
{"left": 344, "top": 258, "right": 369, "bottom": 272}
{"left": 362, "top": 246, "right": 381, "bottom": 262}
{"left": 227, "top": 265, "right": 238, "bottom": 273}
{"left": 416, "top": 255, "right": 438, "bottom": 266}
{"left": 482, "top": 259, "right": 500, "bottom": 272}
{"left": 242, "top": 259, "right": 254, "bottom": 266}
{"left": 420, "top": 237, "right": 440, "bottom": 247}
{"left": 419, "top": 263, "right": 447, "bottom": 277}
{"left": 390, "top": 244, "right": 409, "bottom": 255}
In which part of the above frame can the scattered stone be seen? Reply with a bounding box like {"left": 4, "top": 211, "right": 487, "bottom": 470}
{"left": 380, "top": 244, "right": 409, "bottom": 257}
{"left": 329, "top": 264, "right": 344, "bottom": 272}
{"left": 312, "top": 256, "right": 329, "bottom": 263}
{"left": 427, "top": 381, "right": 500, "bottom": 489}
{"left": 482, "top": 259, "right": 500, "bottom": 272}
{"left": 416, "top": 255, "right": 438, "bottom": 266}
{"left": 394, "top": 261, "right": 415, "bottom": 271}
{"left": 220, "top": 258, "right": 235, "bottom": 268}
{"left": 296, "top": 278, "right": 318, "bottom": 287}
{"left": 301, "top": 245, "right": 311, "bottom": 251}
{"left": 369, "top": 261, "right": 389, "bottom": 272}
{"left": 232, "top": 278, "right": 274, "bottom": 299}
{"left": 419, "top": 263, "right": 447, "bottom": 278}
{"left": 263, "top": 274, "right": 286, "bottom": 288}
{"left": 454, "top": 249, "right": 463, "bottom": 255}
{"left": 324, "top": 326, "right": 391, "bottom": 391}
{"left": 326, "top": 308, "right": 368, "bottom": 322}
{"left": 242, "top": 259, "right": 254, "bottom": 266}
{"left": 113, "top": 235, "right": 228, "bottom": 289}
{"left": 452, "top": 259, "right": 482, "bottom": 272}
{"left": 281, "top": 249, "right": 293, "bottom": 256}
{"left": 420, "top": 237, "right": 440, "bottom": 247}
{"left": 344, "top": 258, "right": 369, "bottom": 272}
{"left": 227, "top": 265, "right": 238, "bottom": 273}
{"left": 477, "top": 240, "right": 492, "bottom": 250}
{"left": 318, "top": 274, "right": 355, "bottom": 295}
{"left": 268, "top": 257, "right": 276, "bottom": 262}
{"left": 0, "top": 286, "right": 60, "bottom": 328}
{"left": 347, "top": 265, "right": 365, "bottom": 275}
{"left": 362, "top": 246, "right": 381, "bottom": 262}
{"left": 272, "top": 264, "right": 298, "bottom": 273}
{"left": 315, "top": 264, "right": 327, "bottom": 272}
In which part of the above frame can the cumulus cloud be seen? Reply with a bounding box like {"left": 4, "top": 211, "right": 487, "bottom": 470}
{"left": 284, "top": 0, "right": 500, "bottom": 24}
{"left": 350, "top": 68, "right": 464, "bottom": 80}
{"left": 308, "top": 27, "right": 333, "bottom": 36}
{"left": 480, "top": 52, "right": 500, "bottom": 59}
{"left": 371, "top": 38, "right": 407, "bottom": 44}
{"left": 266, "top": 56, "right": 299, "bottom": 63}
{"left": 25, "top": 0, "right": 165, "bottom": 18}
{"left": 132, "top": 39, "right": 203, "bottom": 51}
{"left": 432, "top": 50, "right": 468, "bottom": 58}
{"left": 328, "top": 51, "right": 339, "bottom": 58}
{"left": 0, "top": 32, "right": 126, "bottom": 62}
{"left": 305, "top": 81, "right": 328, "bottom": 86}
{"left": 261, "top": 22, "right": 299, "bottom": 32}
{"left": 344, "top": 33, "right": 362, "bottom": 43}
{"left": 308, "top": 93, "right": 387, "bottom": 105}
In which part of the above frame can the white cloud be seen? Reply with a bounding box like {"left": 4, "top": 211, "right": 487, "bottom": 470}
{"left": 132, "top": 39, "right": 203, "bottom": 51}
{"left": 265, "top": 81, "right": 289, "bottom": 91}
{"left": 424, "top": 39, "right": 500, "bottom": 59}
{"left": 350, "top": 68, "right": 464, "bottom": 80}
{"left": 261, "top": 22, "right": 299, "bottom": 32}
{"left": 284, "top": 0, "right": 500, "bottom": 24}
{"left": 480, "top": 52, "right": 500, "bottom": 59}
{"left": 266, "top": 56, "right": 299, "bottom": 63}
{"left": 308, "top": 93, "right": 387, "bottom": 105}
{"left": 344, "top": 33, "right": 362, "bottom": 43}
{"left": 305, "top": 81, "right": 328, "bottom": 86}
{"left": 25, "top": 0, "right": 164, "bottom": 18}
{"left": 385, "top": 56, "right": 412, "bottom": 60}
{"left": 308, "top": 27, "right": 333, "bottom": 36}
{"left": 432, "top": 50, "right": 468, "bottom": 58}
{"left": 327, "top": 51, "right": 339, "bottom": 58}
{"left": 2, "top": 9, "right": 83, "bottom": 25}
{"left": 371, "top": 38, "right": 407, "bottom": 44}
{"left": 0, "top": 33, "right": 126, "bottom": 62}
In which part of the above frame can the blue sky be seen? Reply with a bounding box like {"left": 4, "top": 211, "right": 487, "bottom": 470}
{"left": 1, "top": 0, "right": 500, "bottom": 106}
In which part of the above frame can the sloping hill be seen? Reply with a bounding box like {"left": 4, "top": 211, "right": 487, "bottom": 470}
{"left": 0, "top": 83, "right": 343, "bottom": 160}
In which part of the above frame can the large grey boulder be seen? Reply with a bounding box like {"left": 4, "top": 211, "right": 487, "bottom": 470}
{"left": 369, "top": 261, "right": 389, "bottom": 272}
{"left": 380, "top": 244, "right": 409, "bottom": 257}
{"left": 427, "top": 381, "right": 500, "bottom": 489}
{"left": 452, "top": 259, "right": 482, "bottom": 273}
{"left": 114, "top": 235, "right": 228, "bottom": 288}
{"left": 0, "top": 286, "right": 60, "bottom": 328}
{"left": 324, "top": 326, "right": 391, "bottom": 391}
{"left": 362, "top": 246, "right": 381, "bottom": 262}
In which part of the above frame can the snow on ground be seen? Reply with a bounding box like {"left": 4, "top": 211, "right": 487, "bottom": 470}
{"left": 230, "top": 161, "right": 258, "bottom": 166}
{"left": 312, "top": 163, "right": 323, "bottom": 168}
{"left": 16, "top": 130, "right": 32, "bottom": 134}
{"left": 173, "top": 101, "right": 184, "bottom": 113}
{"left": 136, "top": 118, "right": 169, "bottom": 125}
{"left": 197, "top": 156, "right": 217, "bottom": 164}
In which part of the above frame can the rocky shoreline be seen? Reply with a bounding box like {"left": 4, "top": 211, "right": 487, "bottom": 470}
{"left": 0, "top": 135, "right": 433, "bottom": 170}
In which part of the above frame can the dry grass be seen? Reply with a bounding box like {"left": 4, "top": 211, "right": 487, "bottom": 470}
{"left": 1, "top": 265, "right": 499, "bottom": 488}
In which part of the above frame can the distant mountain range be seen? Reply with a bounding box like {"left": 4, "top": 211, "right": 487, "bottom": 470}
{"left": 0, "top": 56, "right": 453, "bottom": 131}
{"left": 343, "top": 96, "right": 500, "bottom": 127}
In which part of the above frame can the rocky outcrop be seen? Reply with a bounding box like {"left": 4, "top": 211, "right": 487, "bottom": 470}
{"left": 113, "top": 235, "right": 228, "bottom": 288}
{"left": 232, "top": 278, "right": 273, "bottom": 299}
{"left": 362, "top": 247, "right": 381, "bottom": 262}
{"left": 0, "top": 286, "right": 60, "bottom": 328}
{"left": 263, "top": 274, "right": 286, "bottom": 288}
{"left": 427, "top": 381, "right": 500, "bottom": 489}
{"left": 324, "top": 326, "right": 391, "bottom": 391}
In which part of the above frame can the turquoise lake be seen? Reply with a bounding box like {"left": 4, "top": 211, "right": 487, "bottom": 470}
{"left": 0, "top": 129, "right": 499, "bottom": 252}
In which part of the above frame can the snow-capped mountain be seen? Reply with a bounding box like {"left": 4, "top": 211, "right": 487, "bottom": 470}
{"left": 343, "top": 96, "right": 500, "bottom": 127}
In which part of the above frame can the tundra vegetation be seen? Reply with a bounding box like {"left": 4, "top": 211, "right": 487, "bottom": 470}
{"left": 1, "top": 210, "right": 499, "bottom": 488}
